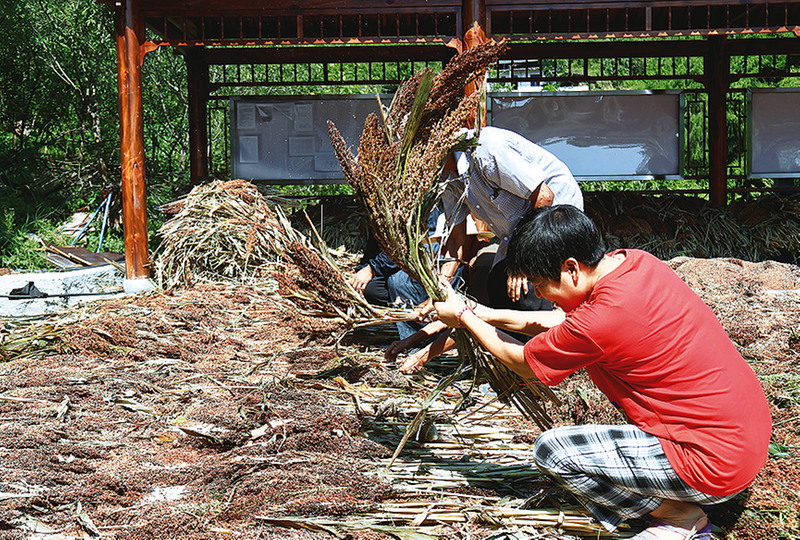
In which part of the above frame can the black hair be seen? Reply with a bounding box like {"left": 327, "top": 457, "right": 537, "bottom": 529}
{"left": 505, "top": 205, "right": 606, "bottom": 282}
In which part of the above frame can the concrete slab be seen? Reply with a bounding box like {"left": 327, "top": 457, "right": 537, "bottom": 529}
{"left": 0, "top": 264, "right": 127, "bottom": 318}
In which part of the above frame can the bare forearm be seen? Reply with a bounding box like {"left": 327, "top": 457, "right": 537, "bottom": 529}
{"left": 428, "top": 330, "right": 455, "bottom": 358}
{"left": 458, "top": 309, "right": 537, "bottom": 379}
{"left": 439, "top": 219, "right": 470, "bottom": 279}
{"left": 530, "top": 182, "right": 554, "bottom": 208}
{"left": 473, "top": 304, "right": 565, "bottom": 336}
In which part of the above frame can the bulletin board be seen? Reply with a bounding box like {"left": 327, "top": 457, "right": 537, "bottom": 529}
{"left": 230, "top": 91, "right": 685, "bottom": 183}
{"left": 230, "top": 95, "right": 388, "bottom": 183}
{"left": 488, "top": 90, "right": 684, "bottom": 180}
{"left": 748, "top": 88, "right": 800, "bottom": 178}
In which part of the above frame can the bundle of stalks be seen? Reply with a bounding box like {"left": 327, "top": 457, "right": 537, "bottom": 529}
{"left": 328, "top": 40, "right": 506, "bottom": 288}
{"left": 370, "top": 501, "right": 606, "bottom": 535}
{"left": 155, "top": 180, "right": 288, "bottom": 288}
{"left": 0, "top": 320, "right": 64, "bottom": 362}
{"left": 273, "top": 205, "right": 382, "bottom": 320}
{"left": 328, "top": 39, "right": 561, "bottom": 439}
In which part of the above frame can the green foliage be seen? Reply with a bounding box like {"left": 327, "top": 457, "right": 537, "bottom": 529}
{"left": 0, "top": 208, "right": 70, "bottom": 270}
{"left": 0, "top": 0, "right": 188, "bottom": 269}
{"left": 1, "top": 3, "right": 799, "bottom": 270}
{"left": 580, "top": 178, "right": 708, "bottom": 193}
{"left": 276, "top": 183, "right": 355, "bottom": 198}
{"left": 141, "top": 41, "right": 190, "bottom": 201}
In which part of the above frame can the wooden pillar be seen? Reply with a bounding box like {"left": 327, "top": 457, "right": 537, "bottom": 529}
{"left": 186, "top": 47, "right": 209, "bottom": 184}
{"left": 705, "top": 35, "right": 730, "bottom": 206}
{"left": 461, "top": 0, "right": 490, "bottom": 128}
{"left": 115, "top": 0, "right": 150, "bottom": 281}
{"left": 463, "top": 0, "right": 485, "bottom": 32}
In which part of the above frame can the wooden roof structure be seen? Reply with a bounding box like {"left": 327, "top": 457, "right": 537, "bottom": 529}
{"left": 101, "top": 0, "right": 800, "bottom": 282}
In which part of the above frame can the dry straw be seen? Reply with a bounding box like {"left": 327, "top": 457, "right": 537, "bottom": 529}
{"left": 154, "top": 179, "right": 287, "bottom": 289}
{"left": 328, "top": 41, "right": 561, "bottom": 447}
{"left": 586, "top": 192, "right": 800, "bottom": 264}
{"left": 153, "top": 179, "right": 380, "bottom": 320}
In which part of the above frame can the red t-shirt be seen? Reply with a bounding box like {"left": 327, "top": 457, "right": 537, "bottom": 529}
{"left": 523, "top": 249, "right": 771, "bottom": 496}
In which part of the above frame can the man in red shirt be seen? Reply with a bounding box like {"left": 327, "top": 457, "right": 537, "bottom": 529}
{"left": 432, "top": 205, "right": 771, "bottom": 539}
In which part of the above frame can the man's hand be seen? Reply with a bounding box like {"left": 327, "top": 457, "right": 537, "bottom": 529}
{"left": 385, "top": 337, "right": 412, "bottom": 362}
{"left": 416, "top": 297, "right": 437, "bottom": 322}
{"left": 398, "top": 347, "right": 431, "bottom": 374}
{"left": 432, "top": 281, "right": 467, "bottom": 328}
{"left": 507, "top": 275, "right": 529, "bottom": 303}
{"left": 349, "top": 265, "right": 375, "bottom": 293}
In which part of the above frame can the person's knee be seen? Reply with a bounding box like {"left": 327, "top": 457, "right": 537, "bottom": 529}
{"left": 387, "top": 272, "right": 427, "bottom": 308}
{"left": 363, "top": 277, "right": 390, "bottom": 306}
{"left": 533, "top": 429, "right": 574, "bottom": 477}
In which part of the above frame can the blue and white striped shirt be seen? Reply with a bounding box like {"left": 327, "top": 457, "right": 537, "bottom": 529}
{"left": 444, "top": 126, "right": 584, "bottom": 264}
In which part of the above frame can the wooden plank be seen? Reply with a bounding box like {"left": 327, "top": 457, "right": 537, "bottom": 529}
{"left": 134, "top": 0, "right": 462, "bottom": 14}
{"left": 44, "top": 252, "right": 82, "bottom": 269}
{"left": 45, "top": 243, "right": 125, "bottom": 267}
{"left": 204, "top": 44, "right": 455, "bottom": 65}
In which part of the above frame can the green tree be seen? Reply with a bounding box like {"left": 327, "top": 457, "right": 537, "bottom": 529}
{"left": 0, "top": 0, "right": 189, "bottom": 267}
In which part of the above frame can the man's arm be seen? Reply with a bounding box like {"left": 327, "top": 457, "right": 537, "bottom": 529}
{"left": 433, "top": 285, "right": 538, "bottom": 380}
{"left": 386, "top": 319, "right": 448, "bottom": 362}
{"left": 504, "top": 182, "right": 554, "bottom": 302}
{"left": 529, "top": 182, "right": 554, "bottom": 208}
{"left": 454, "top": 307, "right": 536, "bottom": 379}
{"left": 398, "top": 329, "right": 455, "bottom": 374}
{"left": 473, "top": 303, "right": 565, "bottom": 337}
{"left": 438, "top": 219, "right": 470, "bottom": 279}
{"left": 416, "top": 218, "right": 471, "bottom": 318}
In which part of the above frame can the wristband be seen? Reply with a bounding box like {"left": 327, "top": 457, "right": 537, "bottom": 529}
{"left": 456, "top": 305, "right": 473, "bottom": 326}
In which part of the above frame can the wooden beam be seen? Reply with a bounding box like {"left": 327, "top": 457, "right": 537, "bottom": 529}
{"left": 130, "top": 0, "right": 462, "bottom": 14}
{"left": 186, "top": 47, "right": 209, "bottom": 184}
{"left": 705, "top": 35, "right": 730, "bottom": 206}
{"left": 115, "top": 0, "right": 150, "bottom": 280}
{"left": 202, "top": 44, "right": 455, "bottom": 65}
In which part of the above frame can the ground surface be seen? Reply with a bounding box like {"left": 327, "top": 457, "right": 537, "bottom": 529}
{"left": 0, "top": 249, "right": 798, "bottom": 539}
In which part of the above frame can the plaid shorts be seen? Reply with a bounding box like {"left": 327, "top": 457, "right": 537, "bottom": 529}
{"left": 534, "top": 425, "right": 736, "bottom": 532}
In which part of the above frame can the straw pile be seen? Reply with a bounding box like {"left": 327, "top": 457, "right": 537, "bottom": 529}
{"left": 586, "top": 192, "right": 800, "bottom": 264}
{"left": 154, "top": 179, "right": 378, "bottom": 320}
{"left": 155, "top": 180, "right": 286, "bottom": 288}
{"left": 328, "top": 40, "right": 561, "bottom": 435}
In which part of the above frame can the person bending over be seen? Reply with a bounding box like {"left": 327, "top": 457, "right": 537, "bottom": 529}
{"left": 349, "top": 207, "right": 466, "bottom": 340}
{"left": 391, "top": 126, "right": 583, "bottom": 372}
{"left": 432, "top": 204, "right": 771, "bottom": 540}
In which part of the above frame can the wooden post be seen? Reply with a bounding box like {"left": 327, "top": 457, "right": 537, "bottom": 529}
{"left": 115, "top": 0, "right": 150, "bottom": 281}
{"left": 463, "top": 0, "right": 485, "bottom": 32}
{"left": 705, "top": 35, "right": 730, "bottom": 206}
{"left": 186, "top": 47, "right": 209, "bottom": 184}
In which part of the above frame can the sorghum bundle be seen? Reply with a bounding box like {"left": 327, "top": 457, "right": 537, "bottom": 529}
{"left": 329, "top": 41, "right": 561, "bottom": 432}
{"left": 328, "top": 40, "right": 506, "bottom": 299}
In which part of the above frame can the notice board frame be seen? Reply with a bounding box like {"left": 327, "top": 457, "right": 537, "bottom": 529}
{"left": 230, "top": 94, "right": 390, "bottom": 184}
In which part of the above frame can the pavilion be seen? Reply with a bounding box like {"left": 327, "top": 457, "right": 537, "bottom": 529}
{"left": 99, "top": 0, "right": 800, "bottom": 288}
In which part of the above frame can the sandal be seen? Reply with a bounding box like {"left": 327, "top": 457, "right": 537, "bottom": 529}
{"left": 630, "top": 520, "right": 714, "bottom": 539}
